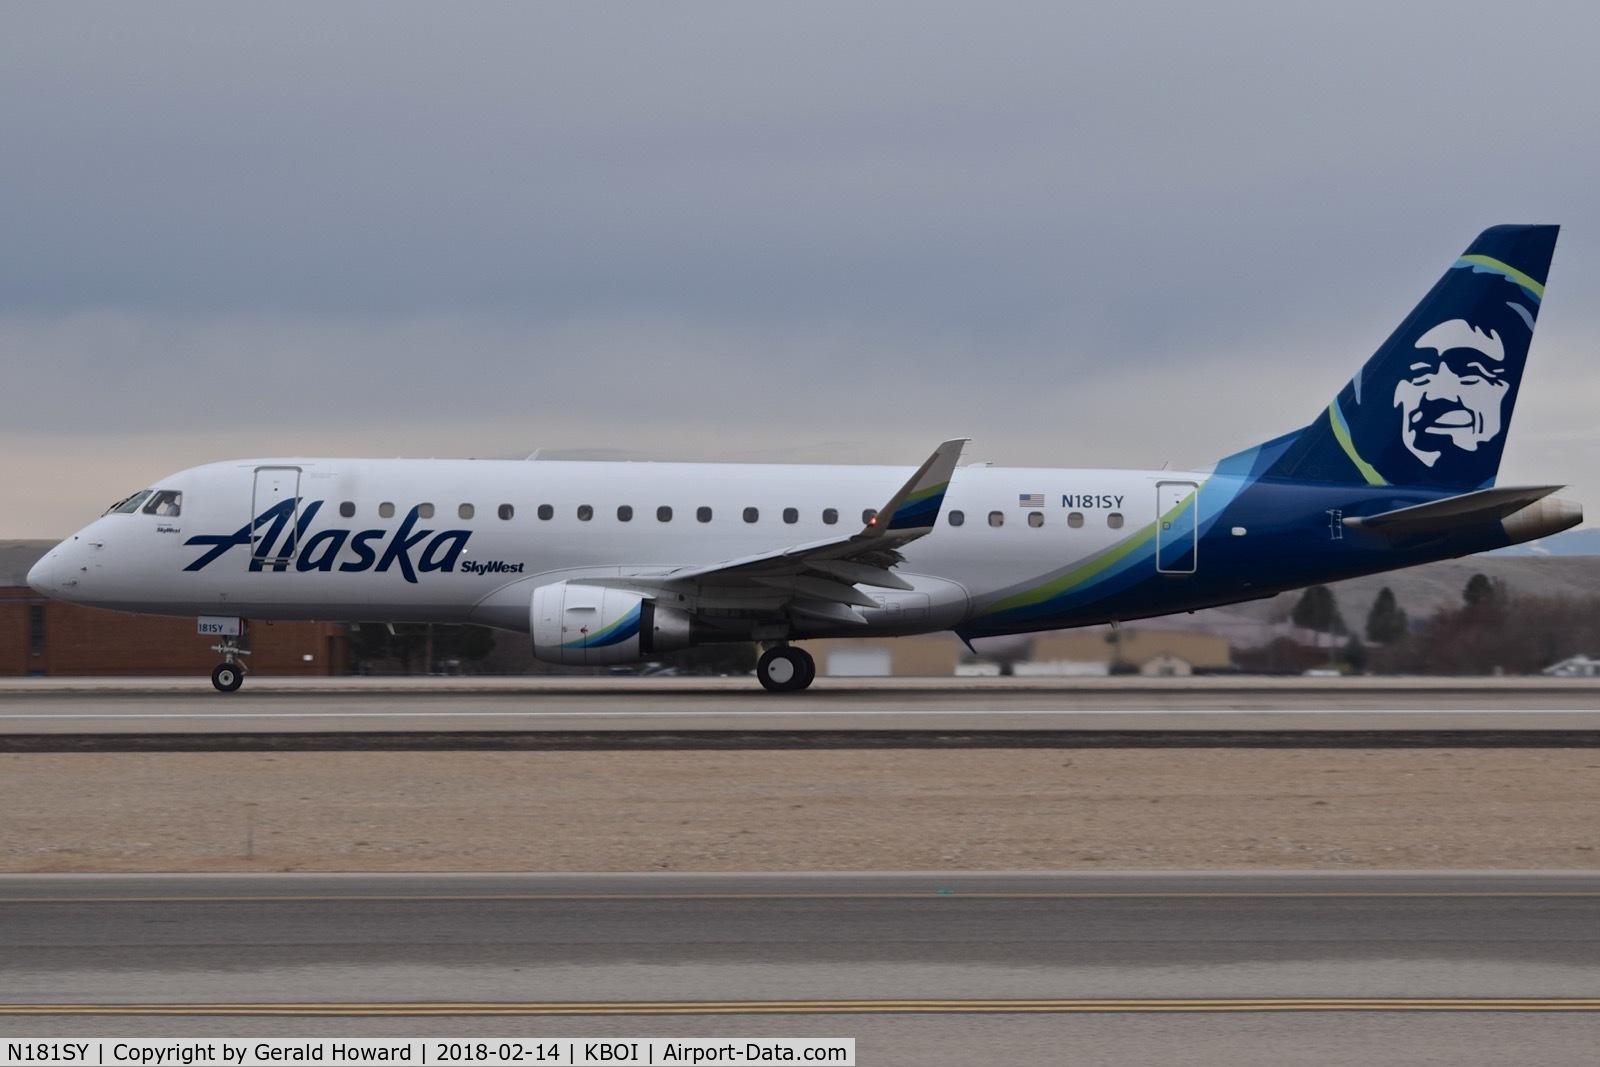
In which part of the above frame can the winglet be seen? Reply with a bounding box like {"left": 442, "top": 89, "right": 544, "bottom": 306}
{"left": 864, "top": 438, "right": 969, "bottom": 537}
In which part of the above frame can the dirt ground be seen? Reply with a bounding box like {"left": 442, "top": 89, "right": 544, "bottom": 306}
{"left": 4, "top": 748, "right": 1599, "bottom": 872}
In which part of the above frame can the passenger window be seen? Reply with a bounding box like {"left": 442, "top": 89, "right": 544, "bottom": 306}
{"left": 577, "top": 505, "right": 593, "bottom": 521}
{"left": 988, "top": 511, "right": 1005, "bottom": 527}
{"left": 823, "top": 508, "right": 838, "bottom": 525}
{"left": 339, "top": 501, "right": 356, "bottom": 519}
{"left": 1108, "top": 512, "right": 1125, "bottom": 529}
{"left": 657, "top": 506, "right": 673, "bottom": 522}
{"left": 459, "top": 504, "right": 475, "bottom": 520}
{"left": 379, "top": 502, "right": 396, "bottom": 519}
{"left": 1028, "top": 512, "right": 1044, "bottom": 528}
{"left": 783, "top": 507, "right": 798, "bottom": 524}
{"left": 1068, "top": 511, "right": 1085, "bottom": 528}
{"left": 418, "top": 503, "right": 435, "bottom": 519}
{"left": 498, "top": 504, "right": 514, "bottom": 520}
{"left": 697, "top": 507, "right": 712, "bottom": 523}
{"left": 743, "top": 507, "right": 759, "bottom": 524}
{"left": 617, "top": 505, "right": 633, "bottom": 522}
{"left": 948, "top": 510, "right": 964, "bottom": 527}
{"left": 537, "top": 504, "right": 553, "bottom": 520}
{"left": 862, "top": 508, "right": 878, "bottom": 524}
{"left": 142, "top": 490, "right": 183, "bottom": 517}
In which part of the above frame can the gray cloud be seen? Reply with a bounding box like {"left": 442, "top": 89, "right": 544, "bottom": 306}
{"left": 2, "top": 1, "right": 1598, "bottom": 536}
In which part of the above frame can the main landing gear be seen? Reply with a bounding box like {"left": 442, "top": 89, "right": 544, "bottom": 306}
{"left": 209, "top": 630, "right": 250, "bottom": 693}
{"left": 757, "top": 644, "right": 816, "bottom": 693}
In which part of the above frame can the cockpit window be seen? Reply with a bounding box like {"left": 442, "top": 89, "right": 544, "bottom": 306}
{"left": 142, "top": 490, "right": 183, "bottom": 517}
{"left": 106, "top": 490, "right": 153, "bottom": 515}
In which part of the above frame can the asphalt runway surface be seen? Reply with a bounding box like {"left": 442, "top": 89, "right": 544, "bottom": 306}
{"left": 2, "top": 678, "right": 1599, "bottom": 742}
{"left": 4, "top": 872, "right": 1599, "bottom": 1064}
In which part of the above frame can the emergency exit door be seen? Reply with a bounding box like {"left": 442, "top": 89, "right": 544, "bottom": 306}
{"left": 1155, "top": 480, "right": 1198, "bottom": 574}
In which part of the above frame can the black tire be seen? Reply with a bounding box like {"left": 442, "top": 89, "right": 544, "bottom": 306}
{"left": 794, "top": 646, "right": 817, "bottom": 690}
{"left": 211, "top": 662, "right": 244, "bottom": 693}
{"left": 757, "top": 646, "right": 811, "bottom": 693}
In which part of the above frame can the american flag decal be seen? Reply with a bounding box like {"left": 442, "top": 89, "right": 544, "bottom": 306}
{"left": 1019, "top": 493, "right": 1044, "bottom": 508}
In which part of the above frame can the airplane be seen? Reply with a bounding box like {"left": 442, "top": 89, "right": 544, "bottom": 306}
{"left": 28, "top": 224, "right": 1581, "bottom": 692}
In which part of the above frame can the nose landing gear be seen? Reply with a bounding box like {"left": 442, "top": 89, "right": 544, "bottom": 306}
{"left": 209, "top": 631, "right": 250, "bottom": 693}
{"left": 756, "top": 644, "right": 816, "bottom": 693}
{"left": 210, "top": 661, "right": 245, "bottom": 693}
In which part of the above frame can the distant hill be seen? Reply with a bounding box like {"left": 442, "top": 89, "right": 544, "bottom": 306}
{"left": 1081, "top": 552, "right": 1600, "bottom": 652}
{"left": 1181, "top": 555, "right": 1600, "bottom": 646}
{"left": 1487, "top": 527, "right": 1600, "bottom": 557}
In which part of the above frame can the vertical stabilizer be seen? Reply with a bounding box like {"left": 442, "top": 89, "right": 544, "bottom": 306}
{"left": 1260, "top": 225, "right": 1558, "bottom": 489}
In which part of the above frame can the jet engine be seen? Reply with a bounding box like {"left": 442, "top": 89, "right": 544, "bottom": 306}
{"left": 530, "top": 581, "right": 693, "bottom": 665}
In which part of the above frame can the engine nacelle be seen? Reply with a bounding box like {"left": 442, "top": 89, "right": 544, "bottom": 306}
{"left": 530, "top": 582, "right": 693, "bottom": 665}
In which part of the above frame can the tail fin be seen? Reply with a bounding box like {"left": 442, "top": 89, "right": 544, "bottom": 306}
{"left": 1259, "top": 225, "right": 1559, "bottom": 489}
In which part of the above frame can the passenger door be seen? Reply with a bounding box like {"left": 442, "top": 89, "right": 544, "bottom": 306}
{"left": 1155, "top": 480, "right": 1198, "bottom": 575}
{"left": 250, "top": 466, "right": 302, "bottom": 568}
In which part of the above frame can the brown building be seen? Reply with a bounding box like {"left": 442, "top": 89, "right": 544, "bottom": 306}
{"left": 1027, "top": 628, "right": 1233, "bottom": 675}
{"left": 799, "top": 635, "right": 964, "bottom": 677}
{"left": 797, "top": 626, "right": 1233, "bottom": 678}
{"left": 2, "top": 541, "right": 349, "bottom": 677}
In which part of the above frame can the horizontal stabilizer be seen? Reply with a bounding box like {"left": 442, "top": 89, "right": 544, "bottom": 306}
{"left": 1344, "top": 485, "right": 1565, "bottom": 535}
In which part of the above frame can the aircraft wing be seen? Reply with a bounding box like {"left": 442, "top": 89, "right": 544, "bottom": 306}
{"left": 1343, "top": 485, "right": 1566, "bottom": 535}
{"left": 640, "top": 438, "right": 968, "bottom": 624}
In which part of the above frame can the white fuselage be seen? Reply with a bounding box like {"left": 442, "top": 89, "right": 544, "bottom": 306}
{"left": 31, "top": 457, "right": 1177, "bottom": 639}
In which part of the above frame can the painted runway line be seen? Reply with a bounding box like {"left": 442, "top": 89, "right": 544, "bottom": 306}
{"left": 2, "top": 708, "right": 1595, "bottom": 720}
{"left": 6, "top": 999, "right": 1600, "bottom": 1015}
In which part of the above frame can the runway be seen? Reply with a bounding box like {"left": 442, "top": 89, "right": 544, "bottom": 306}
{"left": 4, "top": 872, "right": 1599, "bottom": 1064}
{"left": 7, "top": 681, "right": 1600, "bottom": 1059}
{"left": 2, "top": 677, "right": 1599, "bottom": 738}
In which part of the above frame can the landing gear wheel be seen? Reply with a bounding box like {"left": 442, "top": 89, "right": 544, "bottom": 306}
{"left": 757, "top": 646, "right": 816, "bottom": 693}
{"left": 211, "top": 663, "right": 244, "bottom": 693}
{"left": 796, "top": 647, "right": 816, "bottom": 689}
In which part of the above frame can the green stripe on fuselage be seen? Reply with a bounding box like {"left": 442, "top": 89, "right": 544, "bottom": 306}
{"left": 982, "top": 518, "right": 1159, "bottom": 616}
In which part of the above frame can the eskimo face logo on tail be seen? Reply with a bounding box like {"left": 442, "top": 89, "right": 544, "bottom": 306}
{"left": 183, "top": 500, "right": 473, "bottom": 583}
{"left": 1335, "top": 259, "right": 1544, "bottom": 488}
{"left": 1395, "top": 319, "right": 1511, "bottom": 467}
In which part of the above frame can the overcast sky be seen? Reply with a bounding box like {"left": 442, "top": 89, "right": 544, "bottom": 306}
{"left": 5, "top": 1, "right": 1599, "bottom": 538}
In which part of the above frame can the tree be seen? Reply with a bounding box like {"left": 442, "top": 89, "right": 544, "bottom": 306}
{"left": 1463, "top": 573, "right": 1498, "bottom": 607}
{"left": 1461, "top": 572, "right": 1509, "bottom": 626}
{"left": 1369, "top": 590, "right": 1600, "bottom": 676}
{"left": 1364, "top": 586, "right": 1409, "bottom": 644}
{"left": 1342, "top": 635, "right": 1368, "bottom": 674}
{"left": 1292, "top": 584, "right": 1346, "bottom": 639}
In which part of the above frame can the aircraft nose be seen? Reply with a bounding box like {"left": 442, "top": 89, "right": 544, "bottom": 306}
{"left": 27, "top": 552, "right": 55, "bottom": 596}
